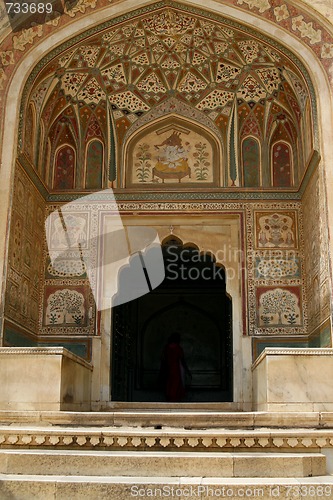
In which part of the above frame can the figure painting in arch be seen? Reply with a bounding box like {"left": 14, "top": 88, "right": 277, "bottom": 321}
{"left": 153, "top": 132, "right": 191, "bottom": 183}
{"left": 159, "top": 332, "right": 191, "bottom": 402}
{"left": 53, "top": 145, "right": 75, "bottom": 190}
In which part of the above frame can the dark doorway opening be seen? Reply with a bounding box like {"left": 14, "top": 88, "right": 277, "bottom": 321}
{"left": 111, "top": 238, "right": 233, "bottom": 402}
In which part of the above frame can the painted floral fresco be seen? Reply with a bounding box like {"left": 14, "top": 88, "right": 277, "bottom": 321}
{"left": 255, "top": 212, "right": 298, "bottom": 249}
{"left": 44, "top": 286, "right": 88, "bottom": 327}
{"left": 257, "top": 286, "right": 302, "bottom": 327}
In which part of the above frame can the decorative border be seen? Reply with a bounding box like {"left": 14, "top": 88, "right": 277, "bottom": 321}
{"left": 1, "top": 428, "right": 333, "bottom": 450}
{"left": 17, "top": 149, "right": 321, "bottom": 204}
{"left": 48, "top": 191, "right": 304, "bottom": 202}
{"left": 0, "top": 346, "right": 93, "bottom": 369}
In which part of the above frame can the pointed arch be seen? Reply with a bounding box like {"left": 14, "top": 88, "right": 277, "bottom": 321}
{"left": 85, "top": 139, "right": 104, "bottom": 190}
{"left": 53, "top": 144, "right": 76, "bottom": 190}
{"left": 271, "top": 141, "right": 292, "bottom": 188}
{"left": 48, "top": 111, "right": 78, "bottom": 189}
{"left": 37, "top": 119, "right": 45, "bottom": 176}
{"left": 241, "top": 136, "right": 261, "bottom": 187}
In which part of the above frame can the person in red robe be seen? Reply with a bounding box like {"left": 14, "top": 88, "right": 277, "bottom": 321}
{"left": 160, "top": 332, "right": 191, "bottom": 402}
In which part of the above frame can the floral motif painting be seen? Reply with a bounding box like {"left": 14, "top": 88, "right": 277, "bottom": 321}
{"left": 255, "top": 211, "right": 298, "bottom": 248}
{"left": 127, "top": 122, "right": 218, "bottom": 186}
{"left": 46, "top": 212, "right": 89, "bottom": 251}
{"left": 46, "top": 252, "right": 87, "bottom": 279}
{"left": 255, "top": 255, "right": 300, "bottom": 279}
{"left": 44, "top": 286, "right": 88, "bottom": 327}
{"left": 257, "top": 286, "right": 302, "bottom": 327}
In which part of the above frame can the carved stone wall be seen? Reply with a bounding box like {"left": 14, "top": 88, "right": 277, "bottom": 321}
{"left": 4, "top": 162, "right": 45, "bottom": 336}
{"left": 301, "top": 165, "right": 331, "bottom": 337}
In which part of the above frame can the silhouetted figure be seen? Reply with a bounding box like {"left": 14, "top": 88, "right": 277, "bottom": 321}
{"left": 160, "top": 332, "right": 191, "bottom": 402}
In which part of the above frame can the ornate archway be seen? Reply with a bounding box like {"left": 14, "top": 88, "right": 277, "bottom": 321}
{"left": 111, "top": 238, "right": 232, "bottom": 402}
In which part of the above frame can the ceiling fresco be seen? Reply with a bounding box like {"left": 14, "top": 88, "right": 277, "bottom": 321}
{"left": 21, "top": 3, "right": 315, "bottom": 193}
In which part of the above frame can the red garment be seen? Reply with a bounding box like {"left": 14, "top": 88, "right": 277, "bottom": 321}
{"left": 164, "top": 342, "right": 186, "bottom": 402}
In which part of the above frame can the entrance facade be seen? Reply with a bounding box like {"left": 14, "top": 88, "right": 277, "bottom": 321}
{"left": 0, "top": 0, "right": 332, "bottom": 413}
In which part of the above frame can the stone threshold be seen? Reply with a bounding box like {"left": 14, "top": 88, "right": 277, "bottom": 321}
{"left": 0, "top": 450, "right": 326, "bottom": 478}
{"left": 0, "top": 474, "right": 333, "bottom": 500}
{"left": 1, "top": 410, "right": 333, "bottom": 428}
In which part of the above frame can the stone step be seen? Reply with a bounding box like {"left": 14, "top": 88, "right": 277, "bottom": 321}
{"left": 105, "top": 402, "right": 243, "bottom": 411}
{"left": 0, "top": 474, "right": 333, "bottom": 500}
{"left": 0, "top": 450, "right": 326, "bottom": 478}
{"left": 1, "top": 410, "right": 333, "bottom": 428}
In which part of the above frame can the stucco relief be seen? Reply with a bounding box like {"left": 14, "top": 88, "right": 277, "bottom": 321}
{"left": 301, "top": 0, "right": 333, "bottom": 22}
{"left": 237, "top": 0, "right": 271, "bottom": 13}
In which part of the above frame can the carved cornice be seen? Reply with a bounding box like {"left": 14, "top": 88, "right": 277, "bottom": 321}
{"left": 1, "top": 428, "right": 333, "bottom": 450}
{"left": 0, "top": 347, "right": 93, "bottom": 370}
{"left": 252, "top": 347, "right": 333, "bottom": 370}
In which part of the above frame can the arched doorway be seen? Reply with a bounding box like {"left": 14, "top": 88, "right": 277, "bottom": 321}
{"left": 111, "top": 238, "right": 232, "bottom": 402}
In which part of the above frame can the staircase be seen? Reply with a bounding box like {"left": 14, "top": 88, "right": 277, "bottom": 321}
{"left": 0, "top": 407, "right": 332, "bottom": 499}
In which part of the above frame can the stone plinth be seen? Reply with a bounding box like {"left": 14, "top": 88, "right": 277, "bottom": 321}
{"left": 252, "top": 348, "right": 333, "bottom": 412}
{"left": 0, "top": 347, "right": 92, "bottom": 411}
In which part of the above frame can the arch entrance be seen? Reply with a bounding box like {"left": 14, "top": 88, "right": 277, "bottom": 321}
{"left": 111, "top": 238, "right": 233, "bottom": 402}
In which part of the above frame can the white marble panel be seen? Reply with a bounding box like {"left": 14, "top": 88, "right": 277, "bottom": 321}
{"left": 252, "top": 348, "right": 333, "bottom": 412}
{"left": 0, "top": 347, "right": 92, "bottom": 411}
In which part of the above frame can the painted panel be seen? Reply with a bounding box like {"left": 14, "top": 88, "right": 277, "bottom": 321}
{"left": 24, "top": 104, "right": 35, "bottom": 162}
{"left": 272, "top": 142, "right": 292, "bottom": 187}
{"left": 255, "top": 211, "right": 298, "bottom": 249}
{"left": 44, "top": 286, "right": 88, "bottom": 327}
{"left": 256, "top": 286, "right": 302, "bottom": 327}
{"left": 255, "top": 255, "right": 301, "bottom": 279}
{"left": 53, "top": 146, "right": 75, "bottom": 190}
{"left": 127, "top": 121, "right": 218, "bottom": 187}
{"left": 242, "top": 137, "right": 260, "bottom": 187}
